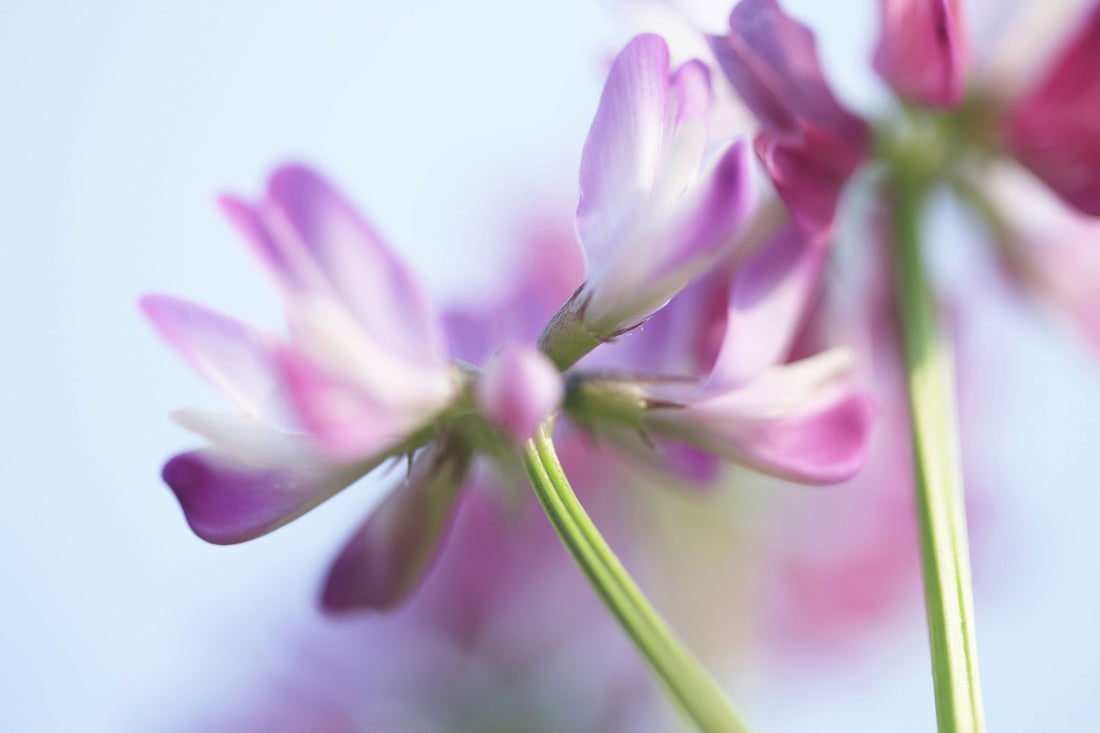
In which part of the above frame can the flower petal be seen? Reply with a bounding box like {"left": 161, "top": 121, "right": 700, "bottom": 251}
{"left": 265, "top": 165, "right": 446, "bottom": 362}
{"left": 1003, "top": 6, "right": 1100, "bottom": 216}
{"left": 274, "top": 347, "right": 442, "bottom": 461}
{"left": 140, "top": 295, "right": 291, "bottom": 426}
{"left": 649, "top": 349, "right": 876, "bottom": 484}
{"left": 321, "top": 439, "right": 471, "bottom": 612}
{"left": 708, "top": 223, "right": 827, "bottom": 388}
{"left": 708, "top": 0, "right": 869, "bottom": 244}
{"left": 872, "top": 0, "right": 967, "bottom": 108}
{"left": 477, "top": 345, "right": 564, "bottom": 443}
{"left": 577, "top": 33, "right": 671, "bottom": 268}
{"left": 163, "top": 449, "right": 373, "bottom": 545}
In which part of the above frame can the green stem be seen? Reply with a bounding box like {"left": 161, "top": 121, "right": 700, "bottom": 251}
{"left": 522, "top": 423, "right": 749, "bottom": 733}
{"left": 892, "top": 183, "right": 986, "bottom": 733}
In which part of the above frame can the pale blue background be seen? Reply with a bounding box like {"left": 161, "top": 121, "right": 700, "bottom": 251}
{"left": 2, "top": 1, "right": 1097, "bottom": 731}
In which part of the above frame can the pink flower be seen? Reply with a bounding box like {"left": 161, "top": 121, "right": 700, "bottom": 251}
{"left": 707, "top": 0, "right": 871, "bottom": 247}
{"left": 873, "top": 0, "right": 968, "bottom": 108}
{"left": 1003, "top": 4, "right": 1100, "bottom": 216}
{"left": 571, "top": 225, "right": 876, "bottom": 485}
{"left": 573, "top": 33, "right": 754, "bottom": 338}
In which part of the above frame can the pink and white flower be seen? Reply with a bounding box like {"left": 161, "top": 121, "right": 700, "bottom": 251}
{"left": 572, "top": 33, "right": 754, "bottom": 339}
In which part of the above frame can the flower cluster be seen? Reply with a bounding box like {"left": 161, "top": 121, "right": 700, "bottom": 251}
{"left": 146, "top": 30, "right": 878, "bottom": 612}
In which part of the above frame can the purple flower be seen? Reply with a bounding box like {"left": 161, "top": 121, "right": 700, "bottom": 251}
{"left": 707, "top": 0, "right": 871, "bottom": 247}
{"left": 1003, "top": 3, "right": 1100, "bottom": 216}
{"left": 146, "top": 166, "right": 479, "bottom": 610}
{"left": 873, "top": 0, "right": 967, "bottom": 108}
{"left": 572, "top": 33, "right": 754, "bottom": 338}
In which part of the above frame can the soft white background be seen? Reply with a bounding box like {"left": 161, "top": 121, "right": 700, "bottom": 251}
{"left": 1, "top": 1, "right": 1097, "bottom": 731}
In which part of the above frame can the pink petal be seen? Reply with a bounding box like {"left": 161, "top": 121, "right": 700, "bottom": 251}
{"left": 321, "top": 441, "right": 471, "bottom": 612}
{"left": 708, "top": 224, "right": 827, "bottom": 388}
{"left": 667, "top": 59, "right": 712, "bottom": 130}
{"left": 660, "top": 139, "right": 754, "bottom": 274}
{"left": 140, "top": 295, "right": 290, "bottom": 426}
{"left": 577, "top": 34, "right": 671, "bottom": 266}
{"left": 1004, "top": 6, "right": 1100, "bottom": 216}
{"left": 163, "top": 449, "right": 372, "bottom": 545}
{"left": 275, "top": 348, "right": 432, "bottom": 461}
{"left": 649, "top": 350, "right": 876, "bottom": 484}
{"left": 265, "top": 165, "right": 445, "bottom": 362}
{"left": 708, "top": 0, "right": 869, "bottom": 245}
{"left": 872, "top": 0, "right": 967, "bottom": 108}
{"left": 477, "top": 345, "right": 563, "bottom": 443}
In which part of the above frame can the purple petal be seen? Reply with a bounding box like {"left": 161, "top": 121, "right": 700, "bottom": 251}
{"left": 649, "top": 349, "right": 876, "bottom": 484}
{"left": 275, "top": 347, "right": 430, "bottom": 461}
{"left": 140, "top": 295, "right": 290, "bottom": 425}
{"left": 1004, "top": 6, "right": 1100, "bottom": 216}
{"left": 477, "top": 345, "right": 563, "bottom": 443}
{"left": 577, "top": 34, "right": 671, "bottom": 265}
{"left": 708, "top": 0, "right": 869, "bottom": 244}
{"left": 265, "top": 165, "right": 445, "bottom": 362}
{"left": 708, "top": 224, "right": 827, "bottom": 388}
{"left": 321, "top": 441, "right": 471, "bottom": 612}
{"left": 163, "top": 449, "right": 371, "bottom": 545}
{"left": 661, "top": 139, "right": 754, "bottom": 274}
{"left": 873, "top": 0, "right": 967, "bottom": 108}
{"left": 667, "top": 59, "right": 712, "bottom": 130}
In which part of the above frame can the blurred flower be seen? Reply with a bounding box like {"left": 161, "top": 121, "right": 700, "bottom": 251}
{"left": 707, "top": 0, "right": 871, "bottom": 246}
{"left": 561, "top": 33, "right": 753, "bottom": 342}
{"left": 477, "top": 345, "right": 564, "bottom": 443}
{"left": 873, "top": 0, "right": 968, "bottom": 108}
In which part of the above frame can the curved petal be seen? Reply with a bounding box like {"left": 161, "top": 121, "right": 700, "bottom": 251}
{"left": 140, "top": 295, "right": 291, "bottom": 426}
{"left": 872, "top": 0, "right": 967, "bottom": 108}
{"left": 708, "top": 224, "right": 827, "bottom": 388}
{"left": 274, "top": 347, "right": 442, "bottom": 461}
{"left": 163, "top": 449, "right": 373, "bottom": 545}
{"left": 708, "top": 0, "right": 869, "bottom": 244}
{"left": 1004, "top": 6, "right": 1100, "bottom": 216}
{"left": 265, "top": 165, "right": 445, "bottom": 362}
{"left": 577, "top": 33, "right": 671, "bottom": 267}
{"left": 648, "top": 349, "right": 876, "bottom": 484}
{"left": 321, "top": 440, "right": 471, "bottom": 612}
{"left": 477, "top": 345, "right": 563, "bottom": 442}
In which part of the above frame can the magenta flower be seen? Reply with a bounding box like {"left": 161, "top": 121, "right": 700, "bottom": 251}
{"left": 873, "top": 0, "right": 967, "bottom": 108}
{"left": 1003, "top": 4, "right": 1100, "bottom": 215}
{"left": 569, "top": 224, "right": 875, "bottom": 485}
{"left": 145, "top": 166, "right": 483, "bottom": 610}
{"left": 707, "top": 0, "right": 871, "bottom": 247}
{"left": 571, "top": 33, "right": 753, "bottom": 339}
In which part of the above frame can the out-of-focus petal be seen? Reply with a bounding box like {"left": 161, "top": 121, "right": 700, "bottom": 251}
{"left": 140, "top": 295, "right": 291, "bottom": 427}
{"left": 872, "top": 0, "right": 967, "bottom": 108}
{"left": 578, "top": 33, "right": 671, "bottom": 266}
{"left": 708, "top": 0, "right": 870, "bottom": 245}
{"left": 321, "top": 440, "right": 471, "bottom": 612}
{"left": 708, "top": 224, "right": 827, "bottom": 388}
{"left": 275, "top": 347, "right": 442, "bottom": 461}
{"left": 265, "top": 165, "right": 446, "bottom": 362}
{"left": 163, "top": 449, "right": 373, "bottom": 545}
{"left": 477, "top": 345, "right": 564, "bottom": 443}
{"left": 1003, "top": 5, "right": 1100, "bottom": 216}
{"left": 648, "top": 349, "right": 876, "bottom": 484}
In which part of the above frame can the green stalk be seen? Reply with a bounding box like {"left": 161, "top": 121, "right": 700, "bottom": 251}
{"left": 522, "top": 423, "right": 749, "bottom": 733}
{"left": 892, "top": 183, "right": 986, "bottom": 732}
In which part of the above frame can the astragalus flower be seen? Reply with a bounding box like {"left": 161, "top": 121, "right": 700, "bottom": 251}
{"left": 707, "top": 0, "right": 871, "bottom": 247}
{"left": 145, "top": 166, "right": 560, "bottom": 611}
{"left": 541, "top": 33, "right": 753, "bottom": 368}
{"left": 873, "top": 0, "right": 967, "bottom": 108}
{"left": 566, "top": 224, "right": 875, "bottom": 484}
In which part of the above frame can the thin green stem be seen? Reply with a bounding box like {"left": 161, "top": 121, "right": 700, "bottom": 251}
{"left": 522, "top": 423, "right": 749, "bottom": 733}
{"left": 892, "top": 183, "right": 986, "bottom": 733}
